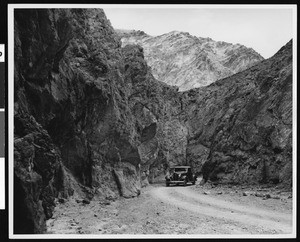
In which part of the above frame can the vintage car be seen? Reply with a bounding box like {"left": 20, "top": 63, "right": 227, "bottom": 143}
{"left": 165, "top": 166, "right": 197, "bottom": 186}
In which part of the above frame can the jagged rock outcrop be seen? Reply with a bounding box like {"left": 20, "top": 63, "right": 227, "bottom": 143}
{"left": 14, "top": 9, "right": 185, "bottom": 233}
{"left": 117, "top": 29, "right": 264, "bottom": 91}
{"left": 180, "top": 40, "right": 293, "bottom": 187}
{"left": 122, "top": 44, "right": 186, "bottom": 183}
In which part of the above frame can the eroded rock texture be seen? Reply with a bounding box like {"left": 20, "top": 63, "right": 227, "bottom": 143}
{"left": 14, "top": 9, "right": 185, "bottom": 233}
{"left": 117, "top": 29, "right": 264, "bottom": 91}
{"left": 14, "top": 8, "right": 292, "bottom": 234}
{"left": 180, "top": 40, "right": 293, "bottom": 187}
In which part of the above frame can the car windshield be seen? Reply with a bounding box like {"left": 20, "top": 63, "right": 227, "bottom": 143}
{"left": 174, "top": 167, "right": 188, "bottom": 172}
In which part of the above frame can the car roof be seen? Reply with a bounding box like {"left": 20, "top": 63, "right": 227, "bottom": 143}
{"left": 170, "top": 166, "right": 190, "bottom": 168}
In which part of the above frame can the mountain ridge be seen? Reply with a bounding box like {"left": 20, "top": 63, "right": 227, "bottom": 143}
{"left": 116, "top": 29, "right": 264, "bottom": 91}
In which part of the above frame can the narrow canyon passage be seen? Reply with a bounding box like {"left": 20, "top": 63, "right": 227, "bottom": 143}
{"left": 13, "top": 8, "right": 293, "bottom": 235}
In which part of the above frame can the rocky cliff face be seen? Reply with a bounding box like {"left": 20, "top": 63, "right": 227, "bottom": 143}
{"left": 117, "top": 29, "right": 264, "bottom": 91}
{"left": 14, "top": 9, "right": 185, "bottom": 234}
{"left": 14, "top": 8, "right": 292, "bottom": 234}
{"left": 180, "top": 40, "right": 293, "bottom": 187}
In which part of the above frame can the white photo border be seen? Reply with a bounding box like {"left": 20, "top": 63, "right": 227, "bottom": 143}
{"left": 8, "top": 4, "right": 297, "bottom": 239}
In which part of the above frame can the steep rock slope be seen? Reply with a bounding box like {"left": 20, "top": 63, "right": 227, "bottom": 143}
{"left": 14, "top": 9, "right": 185, "bottom": 233}
{"left": 117, "top": 29, "right": 264, "bottom": 91}
{"left": 180, "top": 40, "right": 293, "bottom": 187}
{"left": 122, "top": 45, "right": 187, "bottom": 185}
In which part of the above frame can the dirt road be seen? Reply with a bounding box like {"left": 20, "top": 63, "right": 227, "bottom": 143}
{"left": 151, "top": 186, "right": 292, "bottom": 234}
{"left": 47, "top": 182, "right": 293, "bottom": 236}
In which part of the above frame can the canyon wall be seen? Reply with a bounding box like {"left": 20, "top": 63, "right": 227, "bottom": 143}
{"left": 180, "top": 40, "right": 293, "bottom": 187}
{"left": 14, "top": 9, "right": 185, "bottom": 233}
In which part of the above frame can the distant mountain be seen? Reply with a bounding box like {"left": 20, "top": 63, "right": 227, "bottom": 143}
{"left": 116, "top": 29, "right": 264, "bottom": 91}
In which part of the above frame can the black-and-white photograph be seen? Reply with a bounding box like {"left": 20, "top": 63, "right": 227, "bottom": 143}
{"left": 8, "top": 4, "right": 296, "bottom": 239}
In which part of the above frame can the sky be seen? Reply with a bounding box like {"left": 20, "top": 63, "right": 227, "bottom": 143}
{"left": 103, "top": 7, "right": 294, "bottom": 59}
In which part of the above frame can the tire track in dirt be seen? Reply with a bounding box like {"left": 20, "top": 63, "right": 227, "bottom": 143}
{"left": 150, "top": 186, "right": 292, "bottom": 234}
